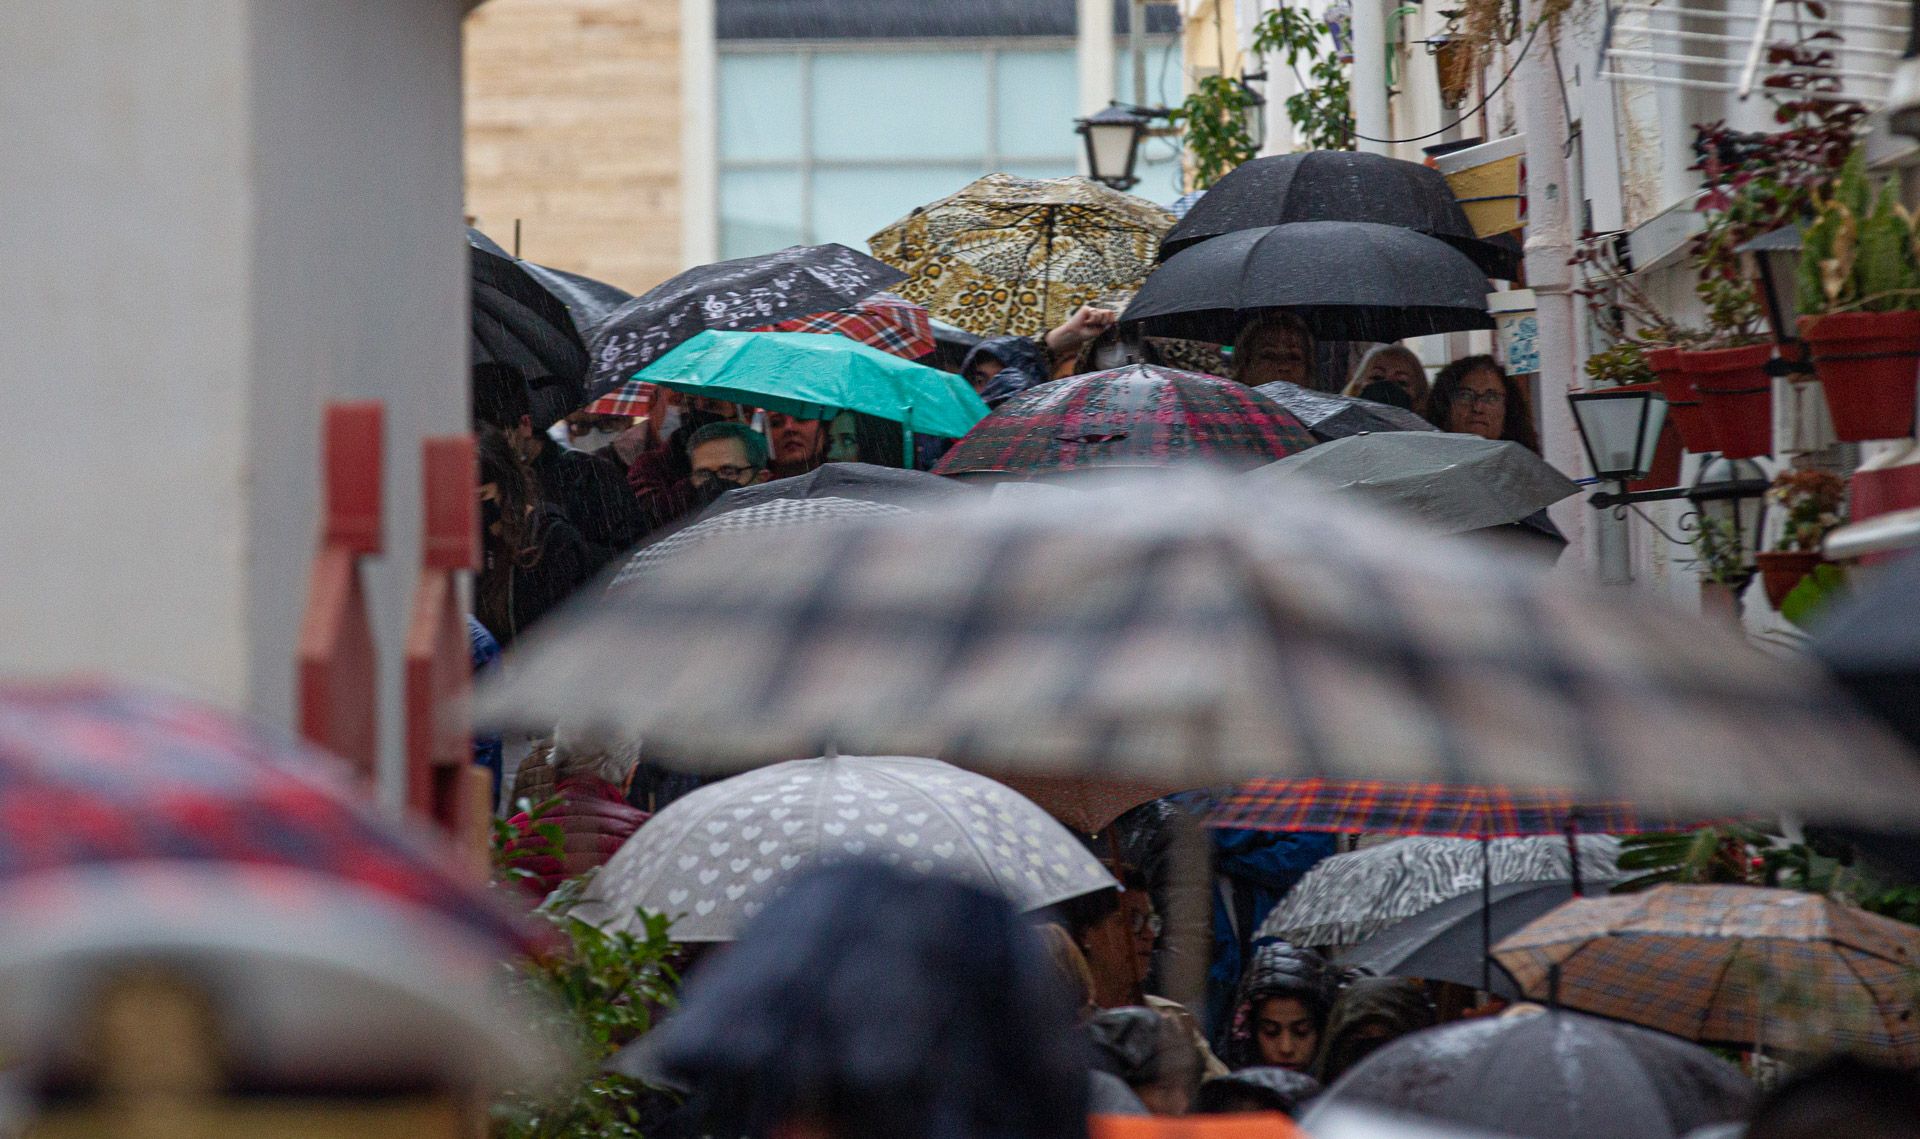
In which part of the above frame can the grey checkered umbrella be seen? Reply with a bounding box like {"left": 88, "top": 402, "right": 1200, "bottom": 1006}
{"left": 480, "top": 472, "right": 1920, "bottom": 828}
{"left": 609, "top": 497, "right": 909, "bottom": 589}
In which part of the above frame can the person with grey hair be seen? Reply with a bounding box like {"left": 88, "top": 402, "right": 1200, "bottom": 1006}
{"left": 1228, "top": 312, "right": 1321, "bottom": 391}
{"left": 502, "top": 727, "right": 649, "bottom": 898}
{"left": 1342, "top": 344, "right": 1431, "bottom": 415}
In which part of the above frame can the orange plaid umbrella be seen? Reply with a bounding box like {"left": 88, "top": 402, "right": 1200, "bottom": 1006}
{"left": 1493, "top": 884, "right": 1920, "bottom": 1066}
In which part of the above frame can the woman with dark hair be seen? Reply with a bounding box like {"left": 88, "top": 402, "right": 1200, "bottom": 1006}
{"left": 475, "top": 426, "right": 598, "bottom": 646}
{"left": 1426, "top": 354, "right": 1540, "bottom": 452}
{"left": 822, "top": 409, "right": 908, "bottom": 468}
{"left": 651, "top": 862, "right": 1091, "bottom": 1139}
{"left": 1313, "top": 977, "right": 1437, "bottom": 1087}
{"left": 1228, "top": 312, "right": 1320, "bottom": 390}
{"left": 1221, "top": 941, "right": 1338, "bottom": 1073}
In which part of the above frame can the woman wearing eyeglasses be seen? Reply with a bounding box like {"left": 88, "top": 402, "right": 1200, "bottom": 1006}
{"left": 1426, "top": 354, "right": 1540, "bottom": 452}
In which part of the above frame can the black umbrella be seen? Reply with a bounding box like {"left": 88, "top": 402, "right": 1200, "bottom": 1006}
{"left": 1253, "top": 380, "right": 1438, "bottom": 441}
{"left": 584, "top": 243, "right": 905, "bottom": 400}
{"left": 1338, "top": 881, "right": 1612, "bottom": 999}
{"left": 468, "top": 227, "right": 593, "bottom": 418}
{"left": 1303, "top": 1010, "right": 1755, "bottom": 1139}
{"left": 519, "top": 262, "right": 633, "bottom": 338}
{"left": 1158, "top": 151, "right": 1520, "bottom": 280}
{"left": 1121, "top": 222, "right": 1495, "bottom": 345}
{"left": 701, "top": 462, "right": 975, "bottom": 519}
{"left": 1811, "top": 550, "right": 1920, "bottom": 748}
{"left": 1246, "top": 432, "right": 1579, "bottom": 533}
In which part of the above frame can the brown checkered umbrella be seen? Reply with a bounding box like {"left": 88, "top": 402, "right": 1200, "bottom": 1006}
{"left": 1494, "top": 885, "right": 1920, "bottom": 1065}
{"left": 478, "top": 472, "right": 1920, "bottom": 831}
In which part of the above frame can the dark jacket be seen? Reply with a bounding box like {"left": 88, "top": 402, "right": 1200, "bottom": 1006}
{"left": 1314, "top": 977, "right": 1437, "bottom": 1086}
{"left": 532, "top": 442, "right": 648, "bottom": 559}
{"left": 503, "top": 774, "right": 650, "bottom": 897}
{"left": 481, "top": 503, "right": 598, "bottom": 646}
{"left": 962, "top": 335, "right": 1052, "bottom": 407}
{"left": 1221, "top": 941, "right": 1338, "bottom": 1071}
{"left": 1194, "top": 1066, "right": 1323, "bottom": 1117}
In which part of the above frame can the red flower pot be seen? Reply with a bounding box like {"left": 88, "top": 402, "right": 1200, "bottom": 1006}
{"left": 1800, "top": 311, "right": 1920, "bottom": 442}
{"left": 1681, "top": 345, "right": 1774, "bottom": 459}
{"left": 1646, "top": 346, "right": 1717, "bottom": 453}
{"left": 1755, "top": 549, "right": 1825, "bottom": 610}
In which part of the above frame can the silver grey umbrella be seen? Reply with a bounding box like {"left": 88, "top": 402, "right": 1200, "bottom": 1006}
{"left": 1247, "top": 432, "right": 1579, "bottom": 533}
{"left": 609, "top": 497, "right": 909, "bottom": 589}
{"left": 1257, "top": 835, "right": 1620, "bottom": 948}
{"left": 571, "top": 755, "right": 1118, "bottom": 941}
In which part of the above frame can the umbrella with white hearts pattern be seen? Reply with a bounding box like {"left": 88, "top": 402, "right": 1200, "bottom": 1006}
{"left": 571, "top": 755, "right": 1118, "bottom": 941}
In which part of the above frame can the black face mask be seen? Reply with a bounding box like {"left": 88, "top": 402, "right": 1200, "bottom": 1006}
{"left": 689, "top": 477, "right": 738, "bottom": 508}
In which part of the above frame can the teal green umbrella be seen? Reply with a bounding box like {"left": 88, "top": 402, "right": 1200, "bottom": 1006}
{"left": 635, "top": 330, "right": 990, "bottom": 440}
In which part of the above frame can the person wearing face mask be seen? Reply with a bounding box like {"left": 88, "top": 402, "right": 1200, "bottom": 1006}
{"left": 1426, "top": 354, "right": 1540, "bottom": 452}
{"left": 1342, "top": 345, "right": 1431, "bottom": 416}
{"left": 626, "top": 420, "right": 774, "bottom": 534}
{"left": 474, "top": 426, "right": 598, "bottom": 647}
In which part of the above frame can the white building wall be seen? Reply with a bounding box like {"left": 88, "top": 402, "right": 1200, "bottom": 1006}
{"left": 0, "top": 0, "right": 470, "bottom": 805}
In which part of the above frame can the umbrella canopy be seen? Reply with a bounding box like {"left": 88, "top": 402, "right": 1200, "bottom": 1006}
{"left": 585, "top": 292, "right": 937, "bottom": 418}
{"left": 1159, "top": 151, "right": 1520, "bottom": 279}
{"left": 1253, "top": 380, "right": 1438, "bottom": 442}
{"left": 519, "top": 262, "right": 634, "bottom": 338}
{"left": 570, "top": 755, "right": 1118, "bottom": 941}
{"left": 1494, "top": 884, "right": 1920, "bottom": 1065}
{"left": 1301, "top": 1010, "right": 1755, "bottom": 1139}
{"left": 1246, "top": 433, "right": 1580, "bottom": 534}
{"left": 1339, "top": 879, "right": 1615, "bottom": 998}
{"left": 931, "top": 364, "right": 1316, "bottom": 479}
{"left": 0, "top": 863, "right": 569, "bottom": 1092}
{"left": 1121, "top": 222, "right": 1495, "bottom": 344}
{"left": 869, "top": 173, "right": 1175, "bottom": 338}
{"left": 1257, "top": 836, "right": 1621, "bottom": 947}
{"left": 584, "top": 243, "right": 904, "bottom": 400}
{"left": 1812, "top": 550, "right": 1920, "bottom": 748}
{"left": 611, "top": 497, "right": 911, "bottom": 590}
{"left": 632, "top": 330, "right": 989, "bottom": 439}
{"left": 703, "top": 462, "right": 974, "bottom": 518}
{"left": 1213, "top": 778, "right": 1700, "bottom": 838}
{"left": 470, "top": 226, "right": 592, "bottom": 416}
{"left": 0, "top": 682, "right": 538, "bottom": 953}
{"left": 477, "top": 471, "right": 1920, "bottom": 832}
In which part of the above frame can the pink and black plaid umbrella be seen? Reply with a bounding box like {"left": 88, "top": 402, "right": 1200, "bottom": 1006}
{"left": 931, "top": 363, "right": 1315, "bottom": 479}
{"left": 0, "top": 683, "right": 540, "bottom": 953}
{"left": 584, "top": 293, "right": 935, "bottom": 417}
{"left": 1210, "top": 777, "right": 1712, "bottom": 838}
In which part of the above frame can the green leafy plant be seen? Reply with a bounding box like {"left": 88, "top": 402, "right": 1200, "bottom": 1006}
{"left": 1251, "top": 5, "right": 1353, "bottom": 152}
{"left": 1168, "top": 75, "right": 1262, "bottom": 190}
{"left": 1615, "top": 826, "right": 1769, "bottom": 891}
{"left": 1767, "top": 468, "right": 1847, "bottom": 552}
{"left": 1780, "top": 561, "right": 1848, "bottom": 627}
{"left": 1692, "top": 514, "right": 1751, "bottom": 586}
{"left": 1798, "top": 147, "right": 1920, "bottom": 315}
{"left": 1583, "top": 341, "right": 1659, "bottom": 387}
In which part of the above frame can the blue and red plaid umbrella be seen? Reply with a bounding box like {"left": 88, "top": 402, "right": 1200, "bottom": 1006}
{"left": 584, "top": 293, "right": 936, "bottom": 418}
{"left": 931, "top": 363, "right": 1315, "bottom": 479}
{"left": 1210, "top": 777, "right": 1712, "bottom": 838}
{"left": 0, "top": 683, "right": 541, "bottom": 953}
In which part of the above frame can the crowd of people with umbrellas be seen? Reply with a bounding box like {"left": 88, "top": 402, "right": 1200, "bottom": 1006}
{"left": 448, "top": 148, "right": 1920, "bottom": 1139}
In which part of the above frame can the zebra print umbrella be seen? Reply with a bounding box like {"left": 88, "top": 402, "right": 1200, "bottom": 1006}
{"left": 1257, "top": 835, "right": 1621, "bottom": 948}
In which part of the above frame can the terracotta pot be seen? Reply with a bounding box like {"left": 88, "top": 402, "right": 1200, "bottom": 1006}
{"left": 1699, "top": 580, "right": 1744, "bottom": 627}
{"left": 1646, "top": 346, "right": 1717, "bottom": 453}
{"left": 1799, "top": 311, "right": 1920, "bottom": 441}
{"left": 1681, "top": 345, "right": 1774, "bottom": 459}
{"left": 1756, "top": 549, "right": 1826, "bottom": 610}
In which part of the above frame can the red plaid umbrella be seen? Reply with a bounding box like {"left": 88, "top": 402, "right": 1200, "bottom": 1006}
{"left": 931, "top": 364, "right": 1315, "bottom": 479}
{"left": 0, "top": 683, "right": 540, "bottom": 953}
{"left": 584, "top": 293, "right": 935, "bottom": 417}
{"left": 1210, "top": 777, "right": 1708, "bottom": 838}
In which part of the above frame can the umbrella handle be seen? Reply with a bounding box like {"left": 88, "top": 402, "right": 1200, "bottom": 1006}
{"left": 903, "top": 404, "right": 914, "bottom": 469}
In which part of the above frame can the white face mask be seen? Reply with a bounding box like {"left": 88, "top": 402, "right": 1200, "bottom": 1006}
{"left": 568, "top": 428, "right": 624, "bottom": 453}
{"left": 547, "top": 421, "right": 574, "bottom": 450}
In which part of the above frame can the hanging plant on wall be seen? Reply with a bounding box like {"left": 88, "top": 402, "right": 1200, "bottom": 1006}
{"left": 1168, "top": 76, "right": 1263, "bottom": 189}
{"left": 1250, "top": 4, "right": 1353, "bottom": 152}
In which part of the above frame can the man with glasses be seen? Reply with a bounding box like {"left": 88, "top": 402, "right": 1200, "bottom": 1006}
{"left": 630, "top": 420, "right": 772, "bottom": 536}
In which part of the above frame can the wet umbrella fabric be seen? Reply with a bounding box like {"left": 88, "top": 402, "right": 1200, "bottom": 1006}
{"left": 633, "top": 330, "right": 989, "bottom": 440}
{"left": 1338, "top": 879, "right": 1613, "bottom": 998}
{"left": 1301, "top": 1010, "right": 1754, "bottom": 1139}
{"left": 1811, "top": 550, "right": 1920, "bottom": 747}
{"left": 584, "top": 243, "right": 904, "bottom": 400}
{"left": 0, "top": 683, "right": 539, "bottom": 953}
{"left": 611, "top": 497, "right": 910, "bottom": 590}
{"left": 569, "top": 755, "right": 1118, "bottom": 941}
{"left": 931, "top": 365, "right": 1315, "bottom": 479}
{"left": 1246, "top": 433, "right": 1580, "bottom": 533}
{"left": 470, "top": 227, "right": 592, "bottom": 414}
{"left": 870, "top": 173, "right": 1175, "bottom": 338}
{"left": 1213, "top": 778, "right": 1690, "bottom": 839}
{"left": 477, "top": 472, "right": 1920, "bottom": 833}
{"left": 1253, "top": 381, "right": 1438, "bottom": 442}
{"left": 1121, "top": 222, "right": 1495, "bottom": 344}
{"left": 1158, "top": 151, "right": 1520, "bottom": 279}
{"left": 702, "top": 462, "right": 973, "bottom": 519}
{"left": 1257, "top": 836, "right": 1621, "bottom": 947}
{"left": 1493, "top": 884, "right": 1920, "bottom": 1065}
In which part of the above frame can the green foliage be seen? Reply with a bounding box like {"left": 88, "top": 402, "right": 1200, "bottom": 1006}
{"left": 491, "top": 902, "right": 682, "bottom": 1139}
{"left": 1797, "top": 200, "right": 1843, "bottom": 314}
{"left": 1854, "top": 186, "right": 1919, "bottom": 312}
{"left": 1252, "top": 6, "right": 1353, "bottom": 152}
{"left": 1692, "top": 514, "right": 1750, "bottom": 586}
{"left": 1834, "top": 144, "right": 1873, "bottom": 219}
{"left": 1583, "top": 341, "right": 1658, "bottom": 387}
{"left": 1779, "top": 562, "right": 1848, "bottom": 627}
{"left": 1798, "top": 147, "right": 1920, "bottom": 315}
{"left": 1615, "top": 826, "right": 1768, "bottom": 891}
{"left": 1168, "top": 76, "right": 1261, "bottom": 190}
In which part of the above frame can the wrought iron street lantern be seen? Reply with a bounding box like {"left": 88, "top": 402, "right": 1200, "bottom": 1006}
{"left": 1687, "top": 454, "right": 1771, "bottom": 564}
{"left": 1077, "top": 104, "right": 1149, "bottom": 191}
{"left": 1568, "top": 384, "right": 1670, "bottom": 502}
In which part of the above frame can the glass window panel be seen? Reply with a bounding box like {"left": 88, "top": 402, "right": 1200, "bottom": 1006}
{"left": 994, "top": 50, "right": 1079, "bottom": 159}
{"left": 720, "top": 169, "right": 806, "bottom": 260}
{"left": 719, "top": 53, "right": 805, "bottom": 162}
{"left": 810, "top": 166, "right": 984, "bottom": 251}
{"left": 812, "top": 51, "right": 988, "bottom": 161}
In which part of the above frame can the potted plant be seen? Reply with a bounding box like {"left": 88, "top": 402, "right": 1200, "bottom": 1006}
{"left": 1583, "top": 341, "right": 1684, "bottom": 490}
{"left": 1570, "top": 236, "right": 1717, "bottom": 454}
{"left": 1691, "top": 514, "right": 1750, "bottom": 626}
{"left": 1796, "top": 147, "right": 1920, "bottom": 441}
{"left": 1755, "top": 468, "right": 1847, "bottom": 609}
